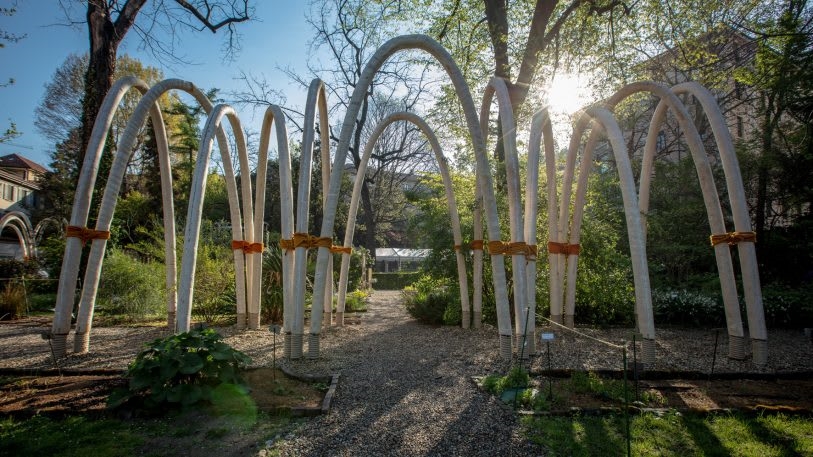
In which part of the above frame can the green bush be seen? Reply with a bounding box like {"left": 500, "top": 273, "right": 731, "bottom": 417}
{"left": 651, "top": 289, "right": 724, "bottom": 327}
{"left": 108, "top": 328, "right": 252, "bottom": 411}
{"left": 97, "top": 249, "right": 166, "bottom": 322}
{"left": 401, "top": 276, "right": 457, "bottom": 325}
{"left": 191, "top": 244, "right": 236, "bottom": 325}
{"left": 344, "top": 290, "right": 369, "bottom": 312}
{"left": 761, "top": 283, "right": 813, "bottom": 328}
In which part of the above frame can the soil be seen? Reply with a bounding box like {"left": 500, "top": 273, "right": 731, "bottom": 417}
{"left": 0, "top": 367, "right": 325, "bottom": 418}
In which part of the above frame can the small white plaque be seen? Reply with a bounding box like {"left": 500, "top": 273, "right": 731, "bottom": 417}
{"left": 541, "top": 333, "right": 555, "bottom": 341}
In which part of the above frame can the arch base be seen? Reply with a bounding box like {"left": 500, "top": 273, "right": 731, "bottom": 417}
{"left": 248, "top": 312, "right": 260, "bottom": 329}
{"left": 461, "top": 310, "right": 471, "bottom": 329}
{"left": 283, "top": 332, "right": 292, "bottom": 358}
{"left": 752, "top": 339, "right": 768, "bottom": 366}
{"left": 235, "top": 313, "right": 247, "bottom": 330}
{"left": 336, "top": 311, "right": 344, "bottom": 327}
{"left": 473, "top": 312, "right": 482, "bottom": 329}
{"left": 51, "top": 333, "right": 68, "bottom": 358}
{"left": 641, "top": 338, "right": 656, "bottom": 366}
{"left": 564, "top": 314, "right": 575, "bottom": 328}
{"left": 167, "top": 311, "right": 176, "bottom": 330}
{"left": 74, "top": 331, "right": 90, "bottom": 354}
{"left": 307, "top": 333, "right": 320, "bottom": 359}
{"left": 727, "top": 335, "right": 746, "bottom": 360}
{"left": 322, "top": 311, "right": 332, "bottom": 328}
{"left": 289, "top": 333, "right": 303, "bottom": 359}
{"left": 499, "top": 334, "right": 513, "bottom": 360}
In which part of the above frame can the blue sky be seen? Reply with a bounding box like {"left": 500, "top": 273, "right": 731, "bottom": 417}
{"left": 0, "top": 1, "right": 315, "bottom": 167}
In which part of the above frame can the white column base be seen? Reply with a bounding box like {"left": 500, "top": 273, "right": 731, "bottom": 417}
{"left": 499, "top": 334, "right": 513, "bottom": 360}
{"left": 473, "top": 311, "right": 482, "bottom": 329}
{"left": 307, "top": 333, "right": 320, "bottom": 359}
{"left": 248, "top": 312, "right": 260, "bottom": 329}
{"left": 461, "top": 310, "right": 471, "bottom": 329}
{"left": 751, "top": 338, "right": 768, "bottom": 366}
{"left": 289, "top": 333, "right": 303, "bottom": 359}
{"left": 641, "top": 338, "right": 656, "bottom": 366}
{"left": 728, "top": 335, "right": 746, "bottom": 360}
{"left": 336, "top": 311, "right": 344, "bottom": 327}
{"left": 283, "top": 332, "right": 292, "bottom": 358}
{"left": 73, "top": 331, "right": 90, "bottom": 354}
{"left": 564, "top": 314, "right": 575, "bottom": 328}
{"left": 51, "top": 333, "right": 68, "bottom": 358}
{"left": 235, "top": 313, "right": 247, "bottom": 330}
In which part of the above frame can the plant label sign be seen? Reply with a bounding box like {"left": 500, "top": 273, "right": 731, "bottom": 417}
{"left": 541, "top": 333, "right": 555, "bottom": 341}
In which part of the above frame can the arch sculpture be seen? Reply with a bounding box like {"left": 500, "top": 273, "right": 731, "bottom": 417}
{"left": 48, "top": 34, "right": 766, "bottom": 366}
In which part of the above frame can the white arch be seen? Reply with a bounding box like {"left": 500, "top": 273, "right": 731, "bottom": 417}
{"left": 480, "top": 77, "right": 531, "bottom": 353}
{"left": 636, "top": 82, "right": 766, "bottom": 362}
{"left": 0, "top": 212, "right": 34, "bottom": 259}
{"left": 554, "top": 107, "right": 656, "bottom": 361}
{"left": 177, "top": 102, "right": 260, "bottom": 332}
{"left": 51, "top": 77, "right": 151, "bottom": 355}
{"left": 335, "top": 111, "right": 471, "bottom": 328}
{"left": 256, "top": 104, "right": 294, "bottom": 356}
{"left": 526, "top": 109, "right": 558, "bottom": 348}
{"left": 288, "top": 79, "right": 332, "bottom": 359}
{"left": 310, "top": 34, "right": 514, "bottom": 359}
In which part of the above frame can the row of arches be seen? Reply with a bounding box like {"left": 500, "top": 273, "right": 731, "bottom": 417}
{"left": 50, "top": 34, "right": 767, "bottom": 366}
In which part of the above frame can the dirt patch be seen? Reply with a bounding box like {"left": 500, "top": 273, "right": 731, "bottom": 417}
{"left": 0, "top": 368, "right": 326, "bottom": 419}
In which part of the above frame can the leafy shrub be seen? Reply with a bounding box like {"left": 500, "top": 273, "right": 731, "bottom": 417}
{"left": 651, "top": 289, "right": 724, "bottom": 327}
{"left": 346, "top": 246, "right": 370, "bottom": 291}
{"left": 192, "top": 244, "right": 236, "bottom": 325}
{"left": 344, "top": 290, "right": 369, "bottom": 312}
{"left": 109, "top": 328, "right": 252, "bottom": 411}
{"left": 97, "top": 249, "right": 166, "bottom": 322}
{"left": 0, "top": 281, "right": 26, "bottom": 320}
{"left": 482, "top": 367, "right": 530, "bottom": 395}
{"left": 760, "top": 283, "right": 813, "bottom": 328}
{"left": 402, "top": 276, "right": 457, "bottom": 325}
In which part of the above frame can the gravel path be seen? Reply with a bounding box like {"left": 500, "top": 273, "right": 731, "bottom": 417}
{"left": 269, "top": 290, "right": 540, "bottom": 456}
{"left": 1, "top": 290, "right": 812, "bottom": 456}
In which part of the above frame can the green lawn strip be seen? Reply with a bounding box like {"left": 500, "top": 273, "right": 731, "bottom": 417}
{"left": 522, "top": 411, "right": 813, "bottom": 456}
{"left": 0, "top": 415, "right": 142, "bottom": 457}
{"left": 0, "top": 411, "right": 297, "bottom": 457}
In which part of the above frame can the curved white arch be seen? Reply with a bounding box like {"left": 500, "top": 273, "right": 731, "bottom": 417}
{"left": 335, "top": 112, "right": 471, "bottom": 328}
{"left": 480, "top": 77, "right": 531, "bottom": 352}
{"left": 289, "top": 79, "right": 332, "bottom": 359}
{"left": 0, "top": 212, "right": 34, "bottom": 259}
{"left": 310, "top": 34, "right": 514, "bottom": 359}
{"left": 177, "top": 103, "right": 258, "bottom": 332}
{"left": 635, "top": 82, "right": 765, "bottom": 362}
{"left": 50, "top": 77, "right": 150, "bottom": 355}
{"left": 256, "top": 105, "right": 293, "bottom": 353}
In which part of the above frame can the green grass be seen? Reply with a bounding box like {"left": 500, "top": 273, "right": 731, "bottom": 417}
{"left": 0, "top": 415, "right": 142, "bottom": 457}
{"left": 523, "top": 411, "right": 813, "bottom": 456}
{"left": 0, "top": 410, "right": 299, "bottom": 457}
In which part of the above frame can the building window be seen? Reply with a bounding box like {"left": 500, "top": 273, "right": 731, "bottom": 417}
{"left": 3, "top": 184, "right": 13, "bottom": 201}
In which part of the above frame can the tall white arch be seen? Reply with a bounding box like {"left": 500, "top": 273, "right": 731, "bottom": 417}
{"left": 335, "top": 111, "right": 471, "bottom": 328}
{"left": 480, "top": 77, "right": 531, "bottom": 353}
{"left": 308, "top": 34, "right": 514, "bottom": 359}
